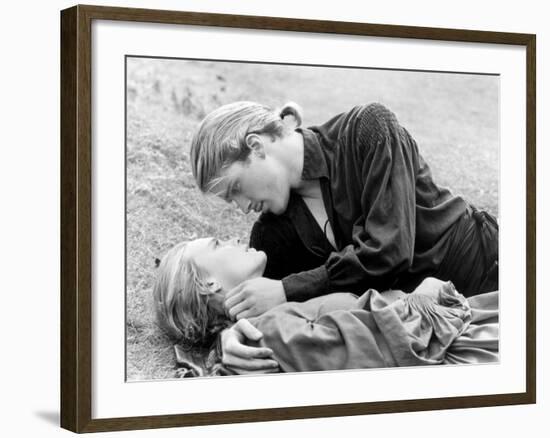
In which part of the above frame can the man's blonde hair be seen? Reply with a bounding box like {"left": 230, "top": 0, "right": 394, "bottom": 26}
{"left": 190, "top": 101, "right": 302, "bottom": 193}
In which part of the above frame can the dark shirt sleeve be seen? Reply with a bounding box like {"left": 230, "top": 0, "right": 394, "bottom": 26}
{"left": 283, "top": 104, "right": 418, "bottom": 300}
{"left": 250, "top": 213, "right": 330, "bottom": 286}
{"left": 250, "top": 215, "right": 297, "bottom": 280}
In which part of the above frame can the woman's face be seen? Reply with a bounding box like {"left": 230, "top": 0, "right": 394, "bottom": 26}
{"left": 215, "top": 137, "right": 292, "bottom": 215}
{"left": 185, "top": 237, "right": 267, "bottom": 293}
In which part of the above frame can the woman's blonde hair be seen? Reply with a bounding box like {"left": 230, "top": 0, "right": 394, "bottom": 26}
{"left": 190, "top": 101, "right": 303, "bottom": 193}
{"left": 153, "top": 242, "right": 229, "bottom": 350}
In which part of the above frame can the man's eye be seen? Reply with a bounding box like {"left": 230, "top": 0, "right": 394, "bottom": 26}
{"left": 215, "top": 239, "right": 220, "bottom": 247}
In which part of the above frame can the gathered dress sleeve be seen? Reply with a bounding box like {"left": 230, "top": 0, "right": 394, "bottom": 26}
{"left": 248, "top": 292, "right": 395, "bottom": 372}
{"left": 248, "top": 280, "right": 495, "bottom": 373}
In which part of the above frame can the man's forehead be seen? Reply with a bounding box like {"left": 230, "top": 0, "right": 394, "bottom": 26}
{"left": 207, "top": 175, "right": 233, "bottom": 198}
{"left": 209, "top": 163, "right": 243, "bottom": 196}
{"left": 220, "top": 161, "right": 246, "bottom": 179}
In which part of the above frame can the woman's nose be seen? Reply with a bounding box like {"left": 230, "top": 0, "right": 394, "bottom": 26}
{"left": 233, "top": 197, "right": 251, "bottom": 214}
{"left": 227, "top": 237, "right": 241, "bottom": 246}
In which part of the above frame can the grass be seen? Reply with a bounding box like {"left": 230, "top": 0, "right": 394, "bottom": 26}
{"left": 125, "top": 57, "right": 499, "bottom": 381}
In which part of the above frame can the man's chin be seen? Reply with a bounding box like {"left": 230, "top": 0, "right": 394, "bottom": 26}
{"left": 270, "top": 199, "right": 289, "bottom": 215}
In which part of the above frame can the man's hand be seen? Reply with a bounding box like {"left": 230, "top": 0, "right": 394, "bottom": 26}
{"left": 225, "top": 277, "right": 286, "bottom": 320}
{"left": 221, "top": 319, "right": 280, "bottom": 374}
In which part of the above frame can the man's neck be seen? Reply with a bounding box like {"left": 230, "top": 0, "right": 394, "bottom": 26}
{"left": 295, "top": 179, "right": 322, "bottom": 199}
{"left": 280, "top": 130, "right": 305, "bottom": 189}
{"left": 284, "top": 130, "right": 323, "bottom": 198}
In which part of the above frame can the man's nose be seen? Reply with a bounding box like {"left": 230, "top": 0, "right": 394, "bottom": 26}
{"left": 234, "top": 197, "right": 251, "bottom": 214}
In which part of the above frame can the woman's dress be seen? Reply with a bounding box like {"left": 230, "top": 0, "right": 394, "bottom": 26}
{"left": 248, "top": 279, "right": 498, "bottom": 372}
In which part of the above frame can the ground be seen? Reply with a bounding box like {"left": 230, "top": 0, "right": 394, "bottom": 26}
{"left": 125, "top": 57, "right": 499, "bottom": 381}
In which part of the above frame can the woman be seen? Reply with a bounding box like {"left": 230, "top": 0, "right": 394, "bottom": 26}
{"left": 153, "top": 237, "right": 498, "bottom": 376}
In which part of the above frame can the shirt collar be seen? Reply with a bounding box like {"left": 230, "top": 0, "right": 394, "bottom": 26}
{"left": 296, "top": 127, "right": 329, "bottom": 180}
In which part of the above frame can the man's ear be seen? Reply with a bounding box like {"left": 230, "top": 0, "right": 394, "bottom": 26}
{"left": 244, "top": 133, "right": 266, "bottom": 158}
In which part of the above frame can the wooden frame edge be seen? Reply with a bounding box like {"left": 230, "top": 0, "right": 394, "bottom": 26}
{"left": 525, "top": 33, "right": 536, "bottom": 405}
{"left": 61, "top": 4, "right": 94, "bottom": 432}
{"left": 76, "top": 3, "right": 535, "bottom": 44}
{"left": 60, "top": 4, "right": 537, "bottom": 433}
{"left": 79, "top": 392, "right": 532, "bottom": 433}
{"left": 60, "top": 5, "right": 79, "bottom": 432}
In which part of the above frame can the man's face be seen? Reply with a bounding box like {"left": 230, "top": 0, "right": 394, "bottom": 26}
{"left": 215, "top": 149, "right": 292, "bottom": 215}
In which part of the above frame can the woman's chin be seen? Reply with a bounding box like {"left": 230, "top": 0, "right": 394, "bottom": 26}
{"left": 258, "top": 251, "right": 268, "bottom": 272}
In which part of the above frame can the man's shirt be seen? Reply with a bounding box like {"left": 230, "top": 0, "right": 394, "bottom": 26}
{"left": 250, "top": 103, "right": 468, "bottom": 302}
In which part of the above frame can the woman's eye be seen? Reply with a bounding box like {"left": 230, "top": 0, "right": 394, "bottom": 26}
{"left": 231, "top": 182, "right": 240, "bottom": 195}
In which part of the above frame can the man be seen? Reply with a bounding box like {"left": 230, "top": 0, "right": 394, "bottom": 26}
{"left": 190, "top": 101, "right": 498, "bottom": 373}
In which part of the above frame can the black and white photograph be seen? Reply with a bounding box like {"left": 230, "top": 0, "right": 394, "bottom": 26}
{"left": 125, "top": 57, "right": 500, "bottom": 381}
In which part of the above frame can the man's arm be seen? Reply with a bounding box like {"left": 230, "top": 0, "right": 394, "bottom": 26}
{"left": 282, "top": 103, "right": 419, "bottom": 300}
{"left": 224, "top": 104, "right": 419, "bottom": 321}
{"left": 249, "top": 214, "right": 301, "bottom": 280}
{"left": 250, "top": 204, "right": 330, "bottom": 281}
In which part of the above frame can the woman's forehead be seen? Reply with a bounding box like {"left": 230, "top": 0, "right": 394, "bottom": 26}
{"left": 186, "top": 238, "right": 214, "bottom": 259}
